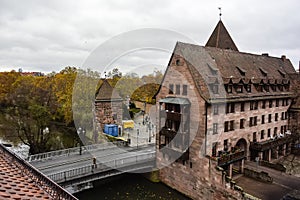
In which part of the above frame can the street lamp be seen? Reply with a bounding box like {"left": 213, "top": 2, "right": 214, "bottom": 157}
{"left": 148, "top": 122, "right": 151, "bottom": 143}
{"left": 77, "top": 127, "right": 85, "bottom": 155}
{"left": 137, "top": 128, "right": 139, "bottom": 149}
{"left": 142, "top": 100, "right": 146, "bottom": 125}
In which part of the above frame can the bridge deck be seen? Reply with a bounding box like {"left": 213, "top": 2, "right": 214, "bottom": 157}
{"left": 29, "top": 143, "right": 156, "bottom": 193}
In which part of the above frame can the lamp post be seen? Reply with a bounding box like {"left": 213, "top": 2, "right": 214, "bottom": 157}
{"left": 77, "top": 127, "right": 85, "bottom": 155}
{"left": 137, "top": 128, "right": 139, "bottom": 149}
{"left": 142, "top": 100, "right": 146, "bottom": 125}
{"left": 148, "top": 122, "right": 151, "bottom": 143}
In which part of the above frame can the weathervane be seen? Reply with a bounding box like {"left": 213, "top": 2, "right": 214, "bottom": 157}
{"left": 218, "top": 7, "right": 222, "bottom": 20}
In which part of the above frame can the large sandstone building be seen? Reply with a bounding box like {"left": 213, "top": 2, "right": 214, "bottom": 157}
{"left": 155, "top": 19, "right": 300, "bottom": 199}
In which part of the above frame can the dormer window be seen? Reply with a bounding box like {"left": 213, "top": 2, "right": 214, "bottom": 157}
{"left": 236, "top": 84, "right": 243, "bottom": 93}
{"left": 264, "top": 85, "right": 269, "bottom": 92}
{"left": 284, "top": 84, "right": 290, "bottom": 91}
{"left": 226, "top": 84, "right": 233, "bottom": 93}
{"left": 259, "top": 68, "right": 268, "bottom": 77}
{"left": 211, "top": 84, "right": 219, "bottom": 94}
{"left": 256, "top": 84, "right": 263, "bottom": 92}
{"left": 236, "top": 66, "right": 246, "bottom": 76}
{"left": 278, "top": 69, "right": 286, "bottom": 78}
{"left": 245, "top": 84, "right": 251, "bottom": 93}
{"left": 207, "top": 64, "right": 218, "bottom": 76}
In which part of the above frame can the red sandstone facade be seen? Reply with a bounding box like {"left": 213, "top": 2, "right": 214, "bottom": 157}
{"left": 155, "top": 20, "right": 300, "bottom": 199}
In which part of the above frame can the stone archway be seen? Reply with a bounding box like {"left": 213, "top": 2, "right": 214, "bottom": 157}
{"left": 235, "top": 138, "right": 248, "bottom": 158}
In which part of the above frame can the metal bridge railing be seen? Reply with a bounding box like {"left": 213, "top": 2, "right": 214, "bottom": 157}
{"left": 48, "top": 152, "right": 155, "bottom": 183}
{"left": 27, "top": 142, "right": 121, "bottom": 162}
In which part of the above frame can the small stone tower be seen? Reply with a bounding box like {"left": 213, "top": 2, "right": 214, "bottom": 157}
{"left": 94, "top": 79, "right": 123, "bottom": 131}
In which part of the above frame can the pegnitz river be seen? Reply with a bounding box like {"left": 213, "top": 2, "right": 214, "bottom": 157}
{"left": 75, "top": 173, "right": 191, "bottom": 200}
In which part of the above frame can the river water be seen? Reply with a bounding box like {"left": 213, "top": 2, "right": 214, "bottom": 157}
{"left": 75, "top": 173, "right": 191, "bottom": 200}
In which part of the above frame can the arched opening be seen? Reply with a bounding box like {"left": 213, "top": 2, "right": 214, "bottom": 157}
{"left": 235, "top": 138, "right": 247, "bottom": 158}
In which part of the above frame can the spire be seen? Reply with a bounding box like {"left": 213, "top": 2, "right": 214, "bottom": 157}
{"left": 95, "top": 79, "right": 122, "bottom": 101}
{"left": 218, "top": 7, "right": 222, "bottom": 20}
{"left": 205, "top": 20, "right": 239, "bottom": 51}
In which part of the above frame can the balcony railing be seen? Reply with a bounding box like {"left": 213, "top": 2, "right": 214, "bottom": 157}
{"left": 250, "top": 135, "right": 293, "bottom": 151}
{"left": 159, "top": 127, "right": 177, "bottom": 137}
{"left": 217, "top": 151, "right": 245, "bottom": 166}
{"left": 160, "top": 110, "right": 182, "bottom": 121}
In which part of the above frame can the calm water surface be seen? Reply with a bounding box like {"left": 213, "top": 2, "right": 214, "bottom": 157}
{"left": 75, "top": 173, "right": 191, "bottom": 200}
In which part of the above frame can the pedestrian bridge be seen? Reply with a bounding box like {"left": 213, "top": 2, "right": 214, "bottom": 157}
{"left": 28, "top": 142, "right": 156, "bottom": 193}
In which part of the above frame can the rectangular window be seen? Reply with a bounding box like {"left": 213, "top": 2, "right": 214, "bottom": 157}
{"left": 255, "top": 101, "right": 258, "bottom": 110}
{"left": 264, "top": 85, "right": 269, "bottom": 92}
{"left": 250, "top": 101, "right": 258, "bottom": 110}
{"left": 282, "top": 99, "right": 285, "bottom": 106}
{"left": 261, "top": 130, "right": 265, "bottom": 140}
{"left": 226, "top": 103, "right": 235, "bottom": 114}
{"left": 285, "top": 112, "right": 288, "bottom": 120}
{"left": 240, "top": 102, "right": 245, "bottom": 112}
{"left": 281, "top": 112, "right": 284, "bottom": 120}
{"left": 254, "top": 116, "right": 257, "bottom": 126}
{"left": 246, "top": 84, "right": 251, "bottom": 93}
{"left": 269, "top": 100, "right": 273, "bottom": 108}
{"left": 249, "top": 117, "right": 257, "bottom": 127}
{"left": 236, "top": 85, "right": 243, "bottom": 93}
{"left": 175, "top": 84, "right": 180, "bottom": 95}
{"left": 212, "top": 142, "right": 217, "bottom": 157}
{"left": 275, "top": 113, "right": 278, "bottom": 121}
{"left": 230, "top": 120, "right": 234, "bottom": 131}
{"left": 213, "top": 104, "right": 219, "bottom": 115}
{"left": 224, "top": 121, "right": 229, "bottom": 132}
{"left": 212, "top": 84, "right": 219, "bottom": 94}
{"left": 268, "top": 114, "right": 272, "bottom": 123}
{"left": 240, "top": 119, "right": 245, "bottom": 129}
{"left": 274, "top": 127, "right": 278, "bottom": 136}
{"left": 213, "top": 123, "right": 218, "bottom": 134}
{"left": 267, "top": 129, "right": 271, "bottom": 138}
{"left": 262, "top": 100, "right": 266, "bottom": 109}
{"left": 249, "top": 117, "right": 253, "bottom": 127}
{"left": 253, "top": 132, "right": 257, "bottom": 142}
{"left": 182, "top": 84, "right": 188, "bottom": 95}
{"left": 276, "top": 99, "right": 279, "bottom": 107}
{"left": 227, "top": 84, "right": 232, "bottom": 93}
{"left": 169, "top": 84, "right": 174, "bottom": 94}
{"left": 261, "top": 115, "right": 265, "bottom": 124}
{"left": 224, "top": 139, "right": 228, "bottom": 151}
{"left": 250, "top": 101, "right": 254, "bottom": 110}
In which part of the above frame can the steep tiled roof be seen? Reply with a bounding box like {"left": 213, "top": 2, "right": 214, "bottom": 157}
{"left": 95, "top": 79, "right": 122, "bottom": 101}
{"left": 0, "top": 143, "right": 77, "bottom": 200}
{"left": 205, "top": 20, "right": 239, "bottom": 51}
{"left": 173, "top": 41, "right": 296, "bottom": 102}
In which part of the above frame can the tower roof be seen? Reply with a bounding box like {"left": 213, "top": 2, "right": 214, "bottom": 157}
{"left": 95, "top": 79, "right": 122, "bottom": 101}
{"left": 205, "top": 20, "right": 239, "bottom": 51}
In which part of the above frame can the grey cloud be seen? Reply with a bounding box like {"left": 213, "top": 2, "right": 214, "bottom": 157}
{"left": 0, "top": 0, "right": 299, "bottom": 73}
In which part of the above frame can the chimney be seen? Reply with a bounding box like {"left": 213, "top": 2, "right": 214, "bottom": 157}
{"left": 262, "top": 53, "right": 269, "bottom": 56}
{"left": 281, "top": 55, "right": 286, "bottom": 61}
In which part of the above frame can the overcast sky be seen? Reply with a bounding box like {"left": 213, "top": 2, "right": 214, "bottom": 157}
{"left": 0, "top": 0, "right": 299, "bottom": 74}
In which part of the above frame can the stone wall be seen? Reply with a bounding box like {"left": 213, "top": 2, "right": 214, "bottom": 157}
{"left": 156, "top": 54, "right": 243, "bottom": 200}
{"left": 206, "top": 99, "right": 291, "bottom": 159}
{"left": 95, "top": 100, "right": 123, "bottom": 131}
